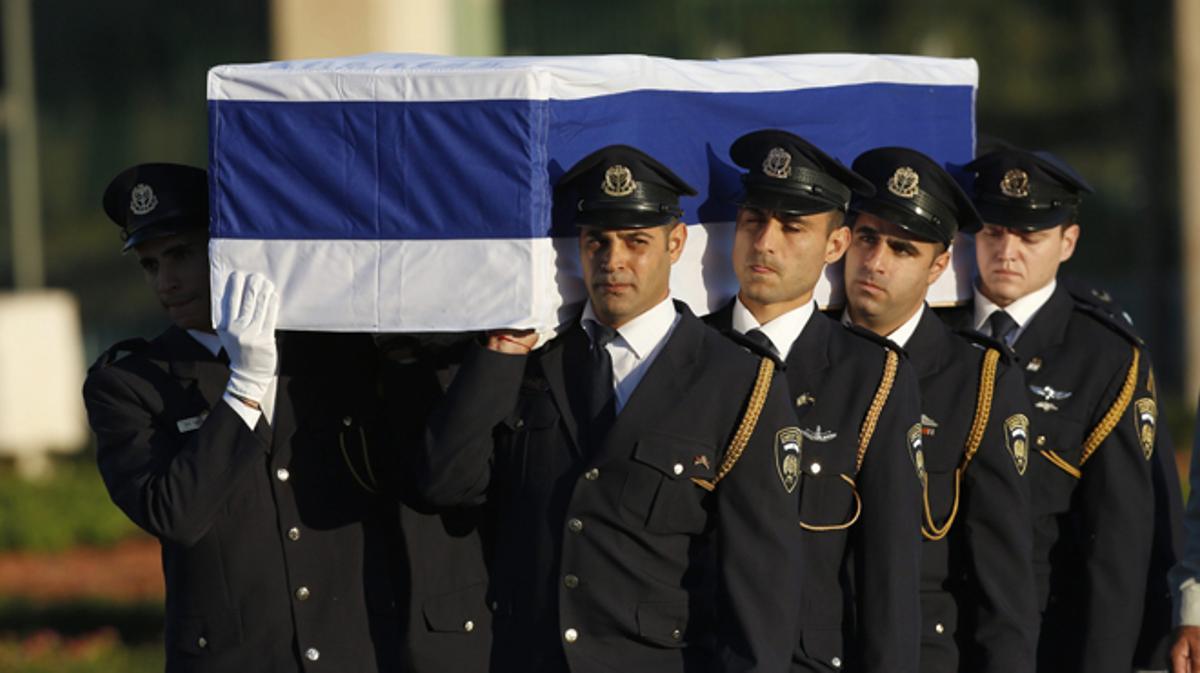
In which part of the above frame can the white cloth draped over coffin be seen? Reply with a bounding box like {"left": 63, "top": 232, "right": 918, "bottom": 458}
{"left": 207, "top": 53, "right": 978, "bottom": 332}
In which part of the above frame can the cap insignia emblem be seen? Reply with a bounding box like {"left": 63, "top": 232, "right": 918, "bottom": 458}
{"left": 129, "top": 183, "right": 158, "bottom": 216}
{"left": 1000, "top": 168, "right": 1030, "bottom": 199}
{"left": 601, "top": 165, "right": 637, "bottom": 197}
{"left": 887, "top": 166, "right": 920, "bottom": 199}
{"left": 762, "top": 147, "right": 793, "bottom": 180}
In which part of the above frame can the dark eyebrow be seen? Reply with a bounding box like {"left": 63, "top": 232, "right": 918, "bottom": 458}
{"left": 887, "top": 238, "right": 919, "bottom": 255}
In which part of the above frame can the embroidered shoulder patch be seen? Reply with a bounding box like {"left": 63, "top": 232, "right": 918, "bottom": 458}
{"left": 775, "top": 427, "right": 803, "bottom": 493}
{"left": 1003, "top": 414, "right": 1030, "bottom": 475}
{"left": 1134, "top": 398, "right": 1157, "bottom": 460}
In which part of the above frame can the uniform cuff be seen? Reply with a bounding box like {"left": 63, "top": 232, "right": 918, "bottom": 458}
{"left": 223, "top": 392, "right": 263, "bottom": 430}
{"left": 1180, "top": 578, "right": 1200, "bottom": 626}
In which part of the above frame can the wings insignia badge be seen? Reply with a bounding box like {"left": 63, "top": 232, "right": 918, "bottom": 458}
{"left": 1004, "top": 413, "right": 1030, "bottom": 475}
{"left": 800, "top": 425, "right": 837, "bottom": 442}
{"left": 907, "top": 423, "right": 927, "bottom": 486}
{"left": 1030, "top": 384, "right": 1072, "bottom": 412}
{"left": 1134, "top": 398, "right": 1157, "bottom": 460}
{"left": 775, "top": 427, "right": 803, "bottom": 493}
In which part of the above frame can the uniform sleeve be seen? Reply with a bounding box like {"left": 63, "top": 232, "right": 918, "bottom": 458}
{"left": 1134, "top": 387, "right": 1182, "bottom": 668}
{"left": 83, "top": 366, "right": 270, "bottom": 547}
{"left": 852, "top": 358, "right": 923, "bottom": 673}
{"left": 1075, "top": 347, "right": 1157, "bottom": 671}
{"left": 962, "top": 360, "right": 1038, "bottom": 672}
{"left": 1172, "top": 407, "right": 1200, "bottom": 626}
{"left": 714, "top": 368, "right": 802, "bottom": 673}
{"left": 417, "top": 342, "right": 526, "bottom": 508}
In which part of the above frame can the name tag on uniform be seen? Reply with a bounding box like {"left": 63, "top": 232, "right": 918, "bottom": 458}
{"left": 176, "top": 412, "right": 208, "bottom": 433}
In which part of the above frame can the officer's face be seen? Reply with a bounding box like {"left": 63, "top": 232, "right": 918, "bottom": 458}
{"left": 975, "top": 222, "right": 1078, "bottom": 306}
{"left": 133, "top": 229, "right": 212, "bottom": 332}
{"left": 732, "top": 207, "right": 848, "bottom": 318}
{"left": 844, "top": 213, "right": 949, "bottom": 335}
{"left": 579, "top": 223, "right": 686, "bottom": 328}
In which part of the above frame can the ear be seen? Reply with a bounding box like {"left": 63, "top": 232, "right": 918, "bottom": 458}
{"left": 667, "top": 222, "right": 688, "bottom": 263}
{"left": 1059, "top": 223, "right": 1080, "bottom": 262}
{"left": 926, "top": 246, "right": 951, "bottom": 286}
{"left": 824, "top": 222, "right": 850, "bottom": 261}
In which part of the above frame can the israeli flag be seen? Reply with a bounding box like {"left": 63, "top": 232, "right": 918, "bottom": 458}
{"left": 207, "top": 53, "right": 977, "bottom": 332}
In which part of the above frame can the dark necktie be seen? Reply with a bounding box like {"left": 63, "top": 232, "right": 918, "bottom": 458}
{"left": 743, "top": 328, "right": 778, "bottom": 358}
{"left": 586, "top": 321, "right": 619, "bottom": 440}
{"left": 987, "top": 310, "right": 1019, "bottom": 347}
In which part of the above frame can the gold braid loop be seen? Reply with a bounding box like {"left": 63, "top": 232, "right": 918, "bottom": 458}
{"left": 1079, "top": 347, "right": 1139, "bottom": 467}
{"left": 856, "top": 349, "right": 899, "bottom": 473}
{"left": 692, "top": 356, "right": 775, "bottom": 491}
{"left": 798, "top": 474, "right": 863, "bottom": 531}
{"left": 922, "top": 348, "right": 999, "bottom": 541}
{"left": 340, "top": 427, "right": 378, "bottom": 495}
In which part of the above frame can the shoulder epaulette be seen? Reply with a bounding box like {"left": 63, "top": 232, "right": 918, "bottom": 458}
{"left": 1072, "top": 300, "right": 1144, "bottom": 347}
{"left": 1064, "top": 278, "right": 1139, "bottom": 331}
{"left": 845, "top": 324, "right": 907, "bottom": 356}
{"left": 724, "top": 329, "right": 786, "bottom": 369}
{"left": 953, "top": 328, "right": 1014, "bottom": 365}
{"left": 88, "top": 337, "right": 150, "bottom": 374}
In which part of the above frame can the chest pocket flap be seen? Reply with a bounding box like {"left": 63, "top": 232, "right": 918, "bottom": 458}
{"left": 632, "top": 433, "right": 717, "bottom": 482}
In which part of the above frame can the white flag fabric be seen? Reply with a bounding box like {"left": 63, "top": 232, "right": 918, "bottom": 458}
{"left": 207, "top": 53, "right": 978, "bottom": 332}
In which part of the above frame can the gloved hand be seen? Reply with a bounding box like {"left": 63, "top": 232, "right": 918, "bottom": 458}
{"left": 217, "top": 271, "right": 279, "bottom": 405}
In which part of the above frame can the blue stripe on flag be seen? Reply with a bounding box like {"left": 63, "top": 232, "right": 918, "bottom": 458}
{"left": 209, "top": 83, "right": 973, "bottom": 241}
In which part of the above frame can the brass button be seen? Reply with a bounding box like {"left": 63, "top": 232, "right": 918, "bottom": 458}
{"left": 1036, "top": 435, "right": 1047, "bottom": 447}
{"left": 287, "top": 527, "right": 301, "bottom": 541}
{"left": 342, "top": 416, "right": 353, "bottom": 427}
{"left": 935, "top": 622, "right": 945, "bottom": 634}
{"left": 810, "top": 462, "right": 822, "bottom": 475}
{"left": 463, "top": 620, "right": 475, "bottom": 633}
{"left": 564, "top": 574, "right": 579, "bottom": 589}
{"left": 197, "top": 636, "right": 208, "bottom": 648}
{"left": 295, "top": 586, "right": 310, "bottom": 601}
{"left": 584, "top": 468, "right": 600, "bottom": 481}
{"left": 831, "top": 656, "right": 842, "bottom": 668}
{"left": 275, "top": 468, "right": 290, "bottom": 482}
{"left": 305, "top": 647, "right": 320, "bottom": 661}
{"left": 670, "top": 628, "right": 682, "bottom": 641}
{"left": 564, "top": 628, "right": 578, "bottom": 643}
{"left": 672, "top": 463, "right": 684, "bottom": 476}
{"left": 567, "top": 518, "right": 583, "bottom": 533}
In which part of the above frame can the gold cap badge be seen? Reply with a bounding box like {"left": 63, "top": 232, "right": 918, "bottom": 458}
{"left": 762, "top": 147, "right": 793, "bottom": 180}
{"left": 129, "top": 183, "right": 159, "bottom": 216}
{"left": 1000, "top": 168, "right": 1030, "bottom": 199}
{"left": 887, "top": 167, "right": 920, "bottom": 199}
{"left": 601, "top": 165, "right": 637, "bottom": 197}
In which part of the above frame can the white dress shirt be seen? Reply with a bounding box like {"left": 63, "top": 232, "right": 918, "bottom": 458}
{"left": 730, "top": 297, "right": 815, "bottom": 358}
{"left": 581, "top": 296, "right": 680, "bottom": 413}
{"left": 839, "top": 304, "right": 924, "bottom": 349}
{"left": 972, "top": 279, "right": 1057, "bottom": 346}
{"left": 187, "top": 329, "right": 277, "bottom": 430}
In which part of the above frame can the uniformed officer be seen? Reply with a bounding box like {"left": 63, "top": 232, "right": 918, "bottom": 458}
{"left": 83, "top": 164, "right": 412, "bottom": 672}
{"left": 938, "top": 147, "right": 1181, "bottom": 673}
{"left": 842, "top": 146, "right": 1038, "bottom": 672}
{"left": 417, "top": 145, "right": 803, "bottom": 673}
{"left": 702, "top": 129, "right": 924, "bottom": 673}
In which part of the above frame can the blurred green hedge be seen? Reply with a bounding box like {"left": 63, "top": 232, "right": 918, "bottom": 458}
{"left": 0, "top": 460, "right": 137, "bottom": 553}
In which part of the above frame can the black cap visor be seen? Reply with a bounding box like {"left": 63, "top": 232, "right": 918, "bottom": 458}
{"left": 122, "top": 215, "right": 208, "bottom": 252}
{"left": 852, "top": 198, "right": 950, "bottom": 245}
{"left": 974, "top": 200, "right": 1077, "bottom": 231}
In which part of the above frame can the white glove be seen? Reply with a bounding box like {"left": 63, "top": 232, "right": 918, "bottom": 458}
{"left": 217, "top": 271, "right": 279, "bottom": 404}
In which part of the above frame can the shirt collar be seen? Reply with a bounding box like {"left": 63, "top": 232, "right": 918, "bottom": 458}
{"left": 730, "top": 297, "right": 814, "bottom": 357}
{"left": 187, "top": 329, "right": 223, "bottom": 357}
{"left": 581, "top": 295, "right": 677, "bottom": 360}
{"left": 885, "top": 304, "right": 926, "bottom": 348}
{"left": 973, "top": 278, "right": 1057, "bottom": 331}
{"left": 840, "top": 304, "right": 924, "bottom": 348}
